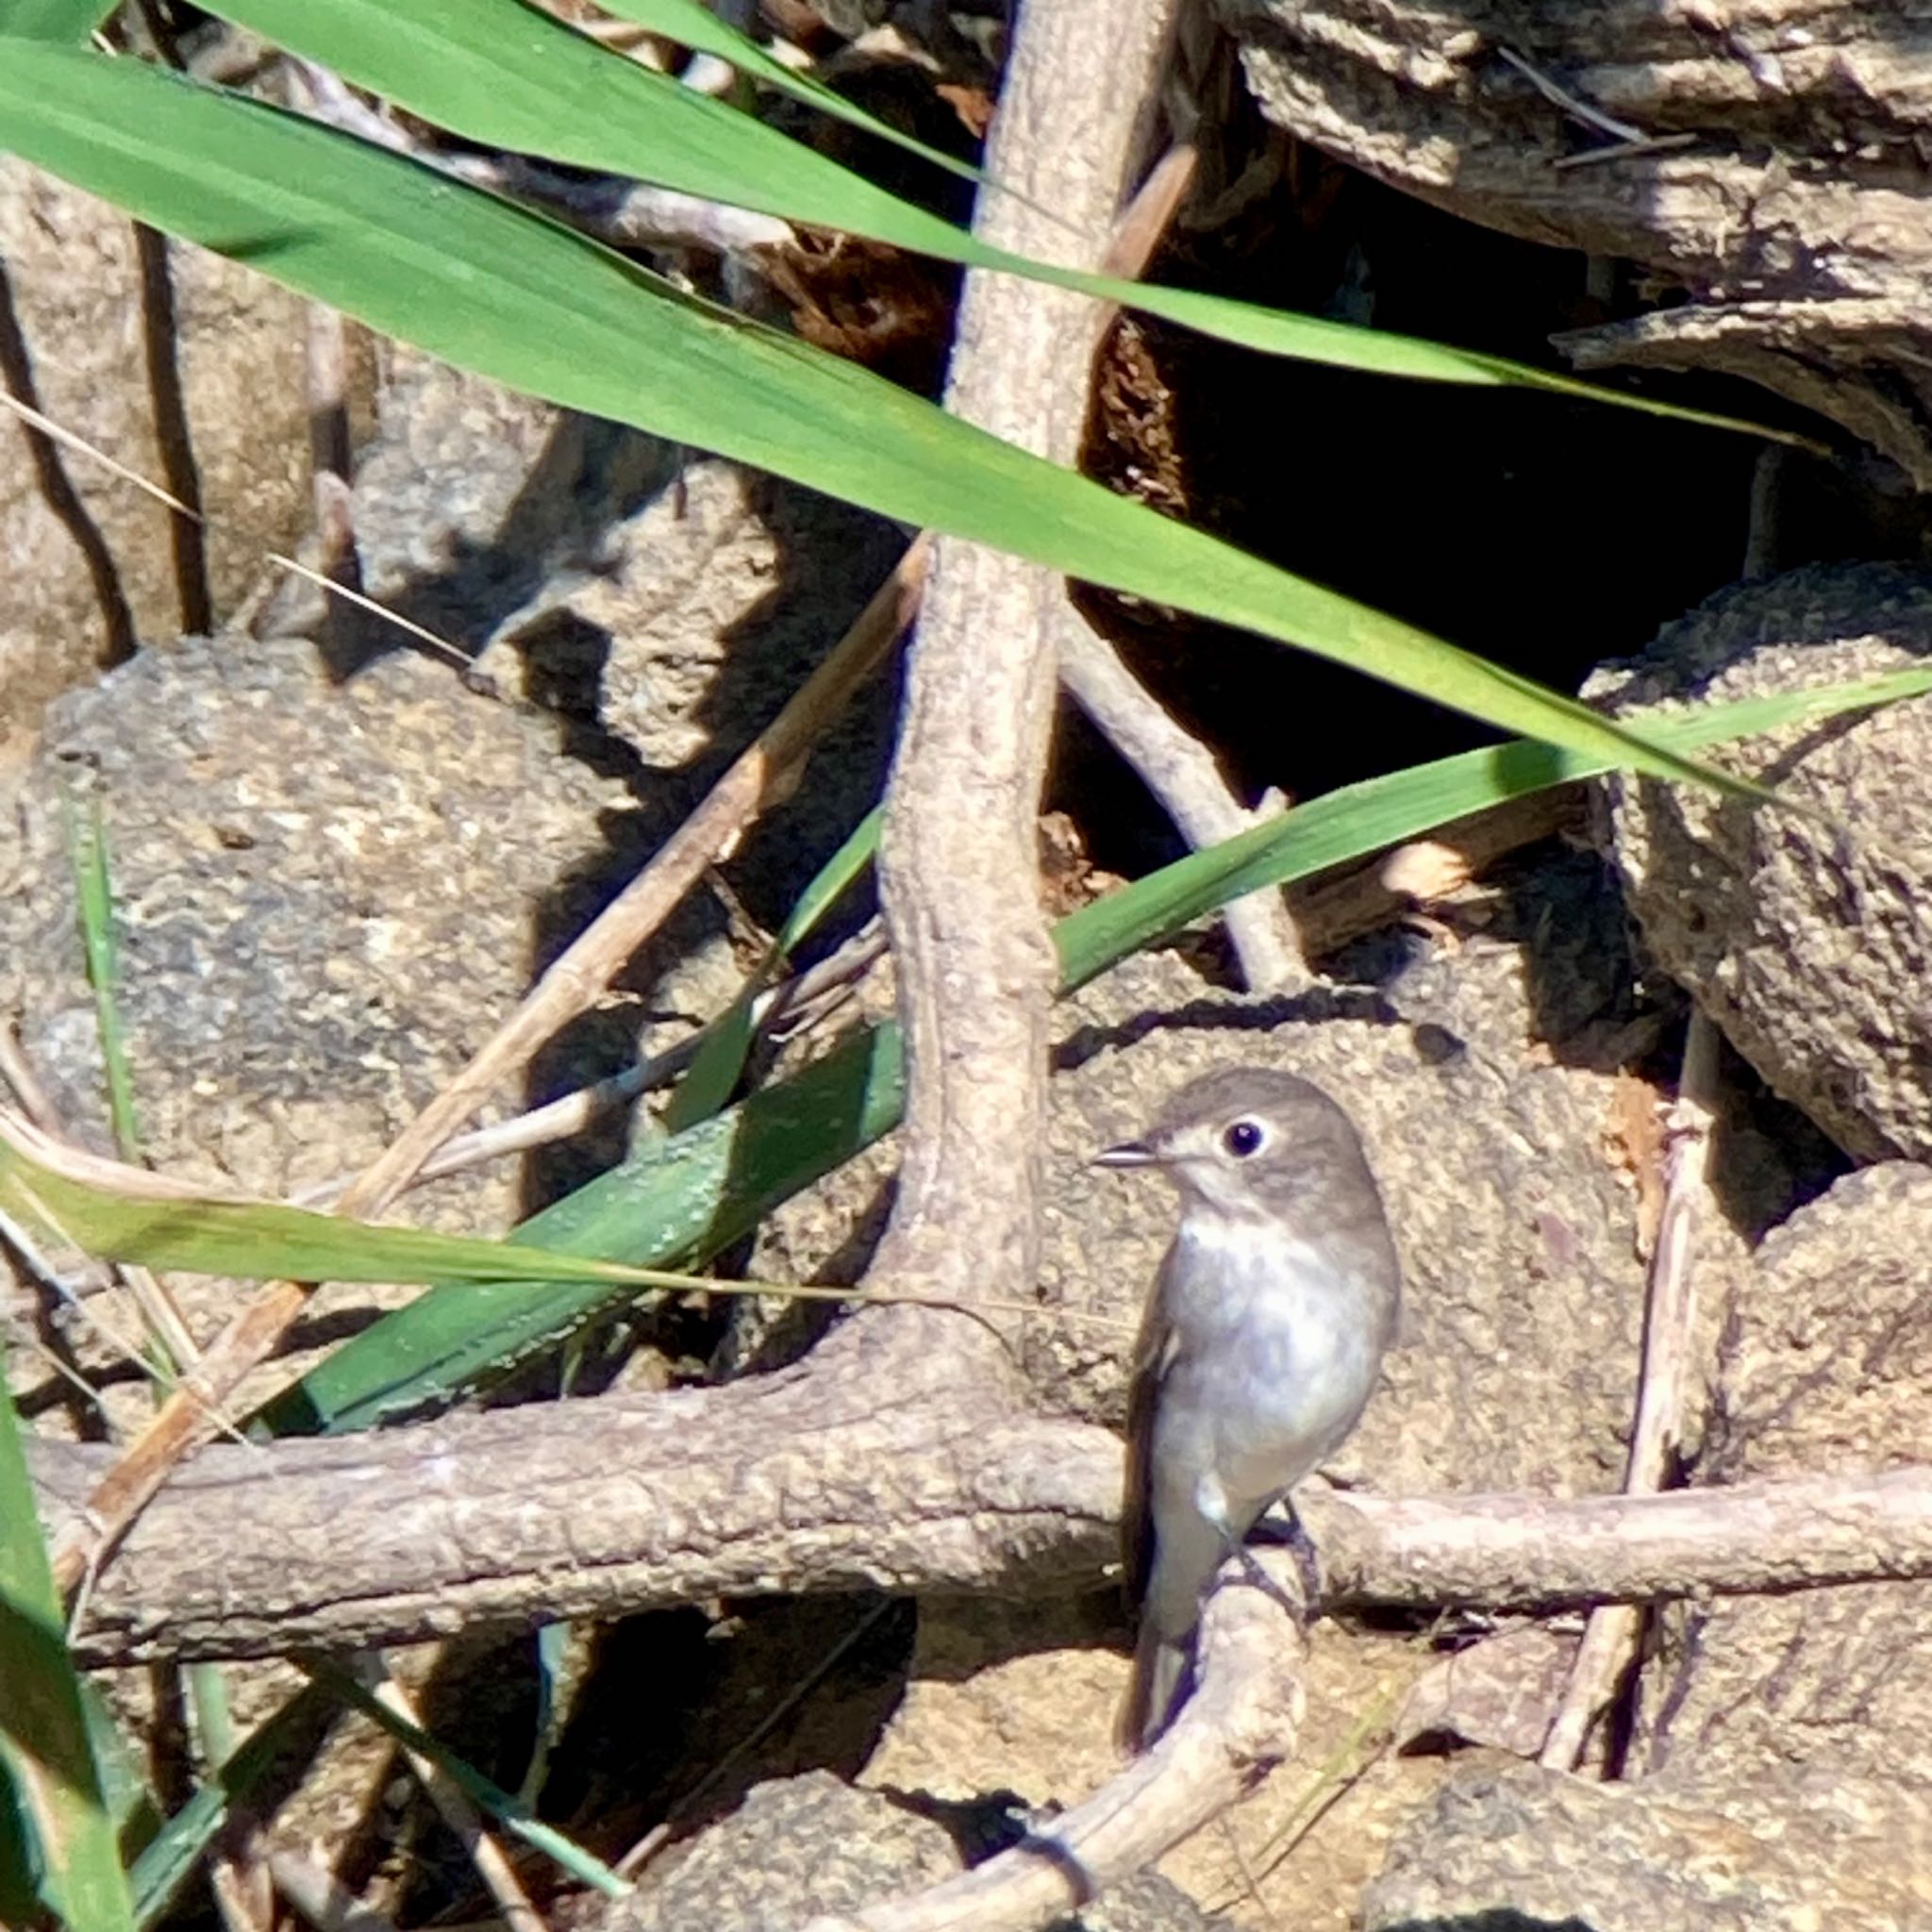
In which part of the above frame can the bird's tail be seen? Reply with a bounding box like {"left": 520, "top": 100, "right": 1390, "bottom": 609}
{"left": 1117, "top": 1622, "right": 1190, "bottom": 1754}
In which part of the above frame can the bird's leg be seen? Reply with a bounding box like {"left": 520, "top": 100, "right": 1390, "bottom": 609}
{"left": 1281, "top": 1496, "right": 1325, "bottom": 1610}
{"left": 1233, "top": 1493, "right": 1324, "bottom": 1622}
{"left": 1228, "top": 1539, "right": 1309, "bottom": 1628}
{"left": 1204, "top": 1507, "right": 1314, "bottom": 1630}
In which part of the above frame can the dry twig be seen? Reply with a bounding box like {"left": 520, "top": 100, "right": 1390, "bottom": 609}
{"left": 352, "top": 1667, "right": 547, "bottom": 1932}
{"left": 863, "top": 0, "right": 1182, "bottom": 1312}
{"left": 1541, "top": 1010, "right": 1720, "bottom": 1771}
{"left": 286, "top": 924, "right": 886, "bottom": 1207}
{"left": 1054, "top": 144, "right": 1307, "bottom": 992}
{"left": 346, "top": 540, "right": 927, "bottom": 1215}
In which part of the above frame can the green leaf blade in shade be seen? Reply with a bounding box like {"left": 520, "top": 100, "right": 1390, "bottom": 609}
{"left": 0, "top": 1359, "right": 138, "bottom": 1932}
{"left": 301, "top": 1662, "right": 628, "bottom": 1897}
{"left": 127, "top": 1684, "right": 334, "bottom": 1929}
{"left": 64, "top": 792, "right": 142, "bottom": 1161}
{"left": 259, "top": 666, "right": 1930, "bottom": 1436}
{"left": 198, "top": 0, "right": 1789, "bottom": 447}
{"left": 0, "top": 46, "right": 1771, "bottom": 797}
{"left": 253, "top": 1021, "right": 908, "bottom": 1435}
{"left": 663, "top": 805, "right": 880, "bottom": 1133}
{"left": 661, "top": 983, "right": 766, "bottom": 1139}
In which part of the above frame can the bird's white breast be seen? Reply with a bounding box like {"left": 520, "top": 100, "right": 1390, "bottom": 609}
{"left": 1161, "top": 1217, "right": 1380, "bottom": 1507}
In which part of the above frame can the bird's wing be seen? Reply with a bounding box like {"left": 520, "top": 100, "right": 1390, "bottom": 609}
{"left": 1120, "top": 1245, "right": 1181, "bottom": 1612}
{"left": 1120, "top": 1245, "right": 1187, "bottom": 1751}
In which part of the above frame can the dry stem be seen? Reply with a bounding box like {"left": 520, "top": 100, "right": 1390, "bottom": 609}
{"left": 1540, "top": 1012, "right": 1719, "bottom": 1768}
{"left": 1055, "top": 144, "right": 1306, "bottom": 993}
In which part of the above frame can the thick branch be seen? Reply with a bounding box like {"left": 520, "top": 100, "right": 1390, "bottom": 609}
{"left": 1313, "top": 1474, "right": 1932, "bottom": 1607}
{"left": 803, "top": 1579, "right": 1307, "bottom": 1932}
{"left": 869, "top": 0, "right": 1178, "bottom": 1310}
{"left": 32, "top": 1373, "right": 1930, "bottom": 1665}
{"left": 1057, "top": 608, "right": 1304, "bottom": 991}
{"left": 797, "top": 1462, "right": 1932, "bottom": 1932}
{"left": 39, "top": 1314, "right": 1110, "bottom": 1666}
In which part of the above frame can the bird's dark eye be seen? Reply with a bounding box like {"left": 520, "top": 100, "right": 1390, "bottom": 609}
{"left": 1223, "top": 1119, "right": 1266, "bottom": 1158}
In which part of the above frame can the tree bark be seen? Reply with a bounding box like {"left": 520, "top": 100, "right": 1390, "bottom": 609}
{"left": 37, "top": 1398, "right": 1930, "bottom": 1666}
{"left": 1220, "top": 0, "right": 1932, "bottom": 484}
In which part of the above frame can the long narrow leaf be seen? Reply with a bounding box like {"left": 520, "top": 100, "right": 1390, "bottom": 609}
{"left": 592, "top": 0, "right": 990, "bottom": 191}
{"left": 128, "top": 1684, "right": 335, "bottom": 1928}
{"left": 663, "top": 804, "right": 879, "bottom": 1131}
{"left": 0, "top": 1362, "right": 137, "bottom": 1932}
{"left": 64, "top": 794, "right": 141, "bottom": 1161}
{"left": 253, "top": 1019, "right": 908, "bottom": 1433}
{"left": 204, "top": 0, "right": 1781, "bottom": 442}
{"left": 0, "top": 45, "right": 1764, "bottom": 792}
{"left": 13, "top": 672, "right": 1917, "bottom": 1435}
{"left": 301, "top": 1662, "right": 628, "bottom": 1898}
{"left": 260, "top": 664, "right": 1930, "bottom": 1433}
{"left": 0, "top": 1109, "right": 773, "bottom": 1291}
{"left": 1054, "top": 664, "right": 1932, "bottom": 985}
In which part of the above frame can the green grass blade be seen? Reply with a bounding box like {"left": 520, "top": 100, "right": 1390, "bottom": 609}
{"left": 258, "top": 665, "right": 1929, "bottom": 1434}
{"left": 65, "top": 794, "right": 247, "bottom": 1846}
{"left": 0, "top": 1125, "right": 807, "bottom": 1292}
{"left": 584, "top": 0, "right": 991, "bottom": 193}
{"left": 10, "top": 671, "right": 1915, "bottom": 1435}
{"left": 768, "top": 806, "right": 882, "bottom": 959}
{"left": 198, "top": 0, "right": 1781, "bottom": 444}
{"left": 0, "top": 1359, "right": 138, "bottom": 1932}
{"left": 301, "top": 1661, "right": 629, "bottom": 1898}
{"left": 0, "top": 1774, "right": 36, "bottom": 1927}
{"left": 63, "top": 794, "right": 141, "bottom": 1163}
{"left": 663, "top": 804, "right": 879, "bottom": 1131}
{"left": 127, "top": 1683, "right": 334, "bottom": 1928}
{"left": 1056, "top": 664, "right": 1932, "bottom": 987}
{"left": 518, "top": 1620, "right": 571, "bottom": 1808}
{"left": 0, "top": 45, "right": 1769, "bottom": 795}
{"left": 252, "top": 1020, "right": 908, "bottom": 1434}
{"left": 211, "top": 0, "right": 967, "bottom": 260}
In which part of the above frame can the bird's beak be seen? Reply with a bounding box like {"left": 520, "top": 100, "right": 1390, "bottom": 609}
{"left": 1093, "top": 1139, "right": 1158, "bottom": 1169}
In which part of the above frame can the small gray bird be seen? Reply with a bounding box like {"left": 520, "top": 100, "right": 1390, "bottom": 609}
{"left": 1098, "top": 1066, "right": 1401, "bottom": 1751}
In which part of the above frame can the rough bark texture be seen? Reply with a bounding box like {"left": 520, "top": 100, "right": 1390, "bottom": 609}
{"left": 1219, "top": 0, "right": 1932, "bottom": 483}
{"left": 602, "top": 1772, "right": 1214, "bottom": 1932}
{"left": 36, "top": 1383, "right": 1929, "bottom": 1663}
{"left": 33, "top": 1350, "right": 1113, "bottom": 1664}
{"left": 870, "top": 0, "right": 1175, "bottom": 1314}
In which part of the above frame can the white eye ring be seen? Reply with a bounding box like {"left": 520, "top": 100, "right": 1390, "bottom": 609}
{"left": 1222, "top": 1117, "right": 1268, "bottom": 1158}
